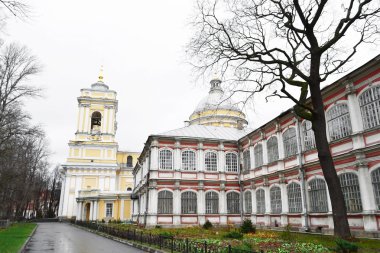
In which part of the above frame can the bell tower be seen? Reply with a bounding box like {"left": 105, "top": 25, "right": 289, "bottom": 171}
{"left": 67, "top": 68, "right": 118, "bottom": 164}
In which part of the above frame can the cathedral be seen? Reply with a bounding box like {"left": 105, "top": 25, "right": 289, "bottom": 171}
{"left": 58, "top": 71, "right": 139, "bottom": 221}
{"left": 132, "top": 55, "right": 380, "bottom": 236}
{"left": 59, "top": 55, "right": 380, "bottom": 236}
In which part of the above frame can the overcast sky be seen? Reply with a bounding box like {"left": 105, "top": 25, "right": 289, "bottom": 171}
{"left": 4, "top": 0, "right": 378, "bottom": 167}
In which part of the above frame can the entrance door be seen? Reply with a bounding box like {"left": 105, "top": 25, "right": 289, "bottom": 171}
{"left": 85, "top": 203, "right": 91, "bottom": 221}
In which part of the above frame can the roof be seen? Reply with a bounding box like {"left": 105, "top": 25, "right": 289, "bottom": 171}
{"left": 156, "top": 124, "right": 252, "bottom": 141}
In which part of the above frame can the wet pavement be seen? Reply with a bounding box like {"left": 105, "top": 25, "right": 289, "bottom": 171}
{"left": 24, "top": 222, "right": 145, "bottom": 253}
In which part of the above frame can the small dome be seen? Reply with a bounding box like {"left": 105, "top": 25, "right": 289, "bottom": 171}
{"left": 90, "top": 67, "right": 109, "bottom": 91}
{"left": 189, "top": 77, "right": 248, "bottom": 129}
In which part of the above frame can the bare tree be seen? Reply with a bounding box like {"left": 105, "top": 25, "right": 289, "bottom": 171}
{"left": 188, "top": 0, "right": 380, "bottom": 238}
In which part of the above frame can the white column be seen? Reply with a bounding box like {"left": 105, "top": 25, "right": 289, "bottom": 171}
{"left": 219, "top": 188, "right": 227, "bottom": 225}
{"left": 262, "top": 140, "right": 268, "bottom": 165}
{"left": 108, "top": 108, "right": 114, "bottom": 135}
{"left": 93, "top": 201, "right": 98, "bottom": 221}
{"left": 280, "top": 182, "right": 289, "bottom": 226}
{"left": 251, "top": 188, "right": 257, "bottom": 224}
{"left": 174, "top": 141, "right": 181, "bottom": 170}
{"left": 218, "top": 142, "right": 224, "bottom": 172}
{"left": 58, "top": 172, "right": 66, "bottom": 217}
{"left": 357, "top": 164, "right": 377, "bottom": 231}
{"left": 198, "top": 187, "right": 205, "bottom": 225}
{"left": 102, "top": 107, "right": 109, "bottom": 133}
{"left": 77, "top": 201, "right": 83, "bottom": 221}
{"left": 83, "top": 106, "right": 90, "bottom": 133}
{"left": 264, "top": 184, "right": 271, "bottom": 226}
{"left": 346, "top": 82, "right": 364, "bottom": 133}
{"left": 277, "top": 131, "right": 285, "bottom": 160}
{"left": 173, "top": 186, "right": 181, "bottom": 225}
{"left": 197, "top": 142, "right": 204, "bottom": 171}
{"left": 77, "top": 106, "right": 84, "bottom": 132}
{"left": 89, "top": 201, "right": 94, "bottom": 221}
{"left": 62, "top": 175, "right": 71, "bottom": 217}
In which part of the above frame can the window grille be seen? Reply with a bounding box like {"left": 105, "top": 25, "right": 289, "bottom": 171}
{"left": 359, "top": 86, "right": 380, "bottom": 129}
{"left": 339, "top": 173, "right": 362, "bottom": 213}
{"left": 267, "top": 136, "right": 279, "bottom": 163}
{"left": 225, "top": 153, "right": 238, "bottom": 172}
{"left": 182, "top": 150, "right": 196, "bottom": 171}
{"left": 287, "top": 183, "right": 302, "bottom": 213}
{"left": 243, "top": 150, "right": 251, "bottom": 171}
{"left": 302, "top": 121, "right": 316, "bottom": 150}
{"left": 244, "top": 191, "right": 252, "bottom": 213}
{"left": 308, "top": 179, "right": 328, "bottom": 213}
{"left": 205, "top": 151, "right": 217, "bottom": 171}
{"left": 106, "top": 203, "right": 113, "bottom": 217}
{"left": 158, "top": 190, "right": 173, "bottom": 214}
{"left": 181, "top": 191, "right": 197, "bottom": 214}
{"left": 254, "top": 144, "right": 263, "bottom": 168}
{"left": 326, "top": 103, "right": 352, "bottom": 141}
{"left": 371, "top": 168, "right": 380, "bottom": 210}
{"left": 205, "top": 191, "right": 219, "bottom": 214}
{"left": 159, "top": 149, "right": 173, "bottom": 170}
{"left": 283, "top": 128, "right": 297, "bottom": 158}
{"left": 270, "top": 186, "right": 282, "bottom": 214}
{"left": 256, "top": 189, "right": 266, "bottom": 214}
{"left": 227, "top": 192, "right": 240, "bottom": 214}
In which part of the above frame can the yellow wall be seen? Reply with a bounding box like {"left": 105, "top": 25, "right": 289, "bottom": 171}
{"left": 124, "top": 200, "right": 131, "bottom": 219}
{"left": 82, "top": 177, "right": 98, "bottom": 189}
{"left": 98, "top": 200, "right": 105, "bottom": 220}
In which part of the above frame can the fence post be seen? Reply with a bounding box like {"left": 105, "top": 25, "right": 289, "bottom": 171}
{"left": 228, "top": 244, "right": 232, "bottom": 253}
{"left": 171, "top": 236, "right": 174, "bottom": 253}
{"left": 159, "top": 235, "right": 162, "bottom": 249}
{"left": 186, "top": 238, "right": 189, "bottom": 253}
{"left": 204, "top": 241, "right": 207, "bottom": 253}
{"left": 141, "top": 231, "right": 143, "bottom": 244}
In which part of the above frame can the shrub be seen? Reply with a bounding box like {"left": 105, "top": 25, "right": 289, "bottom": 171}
{"left": 159, "top": 231, "right": 173, "bottom": 238}
{"left": 240, "top": 219, "right": 255, "bottom": 234}
{"left": 203, "top": 220, "right": 213, "bottom": 230}
{"left": 101, "top": 219, "right": 105, "bottom": 223}
{"left": 155, "top": 225, "right": 162, "bottom": 229}
{"left": 335, "top": 238, "right": 359, "bottom": 253}
{"left": 223, "top": 231, "right": 243, "bottom": 239}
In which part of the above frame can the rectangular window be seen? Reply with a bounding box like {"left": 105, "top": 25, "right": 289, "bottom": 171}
{"left": 106, "top": 203, "right": 113, "bottom": 217}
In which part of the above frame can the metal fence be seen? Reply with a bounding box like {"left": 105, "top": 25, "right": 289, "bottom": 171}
{"left": 73, "top": 221, "right": 264, "bottom": 253}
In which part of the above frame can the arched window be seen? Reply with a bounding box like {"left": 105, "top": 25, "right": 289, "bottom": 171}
{"left": 127, "top": 187, "right": 132, "bottom": 191}
{"left": 371, "top": 168, "right": 380, "bottom": 210}
{"left": 205, "top": 151, "right": 217, "bottom": 171}
{"left": 270, "top": 186, "right": 282, "bottom": 214}
{"left": 244, "top": 191, "right": 252, "bottom": 213}
{"left": 339, "top": 173, "right": 362, "bottom": 213}
{"left": 308, "top": 178, "right": 328, "bottom": 213}
{"left": 158, "top": 190, "right": 173, "bottom": 214}
{"left": 267, "top": 136, "right": 279, "bottom": 163}
{"left": 225, "top": 153, "right": 238, "bottom": 172}
{"left": 256, "top": 189, "right": 265, "bottom": 214}
{"left": 159, "top": 149, "right": 173, "bottom": 170}
{"left": 181, "top": 191, "right": 197, "bottom": 214}
{"left": 127, "top": 155, "right": 133, "bottom": 167}
{"left": 205, "top": 191, "right": 219, "bottom": 214}
{"left": 182, "top": 150, "right": 196, "bottom": 171}
{"left": 359, "top": 86, "right": 380, "bottom": 129}
{"left": 283, "top": 128, "right": 297, "bottom": 158}
{"left": 326, "top": 103, "right": 352, "bottom": 141}
{"left": 243, "top": 150, "right": 251, "bottom": 171}
{"left": 227, "top": 192, "right": 240, "bottom": 214}
{"left": 254, "top": 144, "right": 263, "bottom": 168}
{"left": 287, "top": 183, "right": 302, "bottom": 213}
{"left": 302, "top": 121, "right": 315, "bottom": 151}
{"left": 91, "top": 111, "right": 102, "bottom": 130}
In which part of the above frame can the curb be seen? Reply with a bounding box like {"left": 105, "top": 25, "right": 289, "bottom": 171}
{"left": 18, "top": 224, "right": 38, "bottom": 253}
{"left": 71, "top": 224, "right": 166, "bottom": 253}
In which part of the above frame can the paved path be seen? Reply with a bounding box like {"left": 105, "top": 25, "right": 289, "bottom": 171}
{"left": 24, "top": 222, "right": 145, "bottom": 253}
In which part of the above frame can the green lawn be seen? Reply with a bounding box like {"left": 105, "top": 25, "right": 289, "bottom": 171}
{"left": 0, "top": 223, "right": 36, "bottom": 253}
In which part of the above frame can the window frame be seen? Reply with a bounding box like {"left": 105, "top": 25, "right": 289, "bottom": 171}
{"left": 283, "top": 128, "right": 298, "bottom": 158}
{"left": 225, "top": 152, "right": 238, "bottom": 172}
{"left": 371, "top": 168, "right": 380, "bottom": 210}
{"left": 256, "top": 188, "right": 266, "bottom": 214}
{"left": 326, "top": 103, "right": 352, "bottom": 141}
{"left": 157, "top": 190, "right": 173, "bottom": 214}
{"left": 205, "top": 191, "right": 219, "bottom": 214}
{"left": 204, "top": 151, "right": 218, "bottom": 171}
{"left": 244, "top": 191, "right": 252, "bottom": 214}
{"left": 181, "top": 191, "right": 197, "bottom": 214}
{"left": 270, "top": 186, "right": 282, "bottom": 214}
{"left": 359, "top": 85, "right": 380, "bottom": 130}
{"left": 267, "top": 136, "right": 279, "bottom": 163}
{"left": 308, "top": 178, "right": 329, "bottom": 213}
{"left": 159, "top": 149, "right": 173, "bottom": 170}
{"left": 302, "top": 120, "right": 316, "bottom": 151}
{"left": 181, "top": 149, "right": 197, "bottom": 171}
{"left": 287, "top": 182, "right": 302, "bottom": 213}
{"left": 106, "top": 202, "right": 113, "bottom": 217}
{"left": 226, "top": 191, "right": 240, "bottom": 214}
{"left": 243, "top": 149, "right": 251, "bottom": 172}
{"left": 254, "top": 144, "right": 263, "bottom": 168}
{"left": 339, "top": 172, "right": 363, "bottom": 213}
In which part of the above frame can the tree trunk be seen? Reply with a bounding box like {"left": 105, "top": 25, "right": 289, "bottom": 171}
{"left": 309, "top": 56, "right": 351, "bottom": 239}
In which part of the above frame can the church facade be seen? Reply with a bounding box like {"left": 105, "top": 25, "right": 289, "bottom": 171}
{"left": 58, "top": 72, "right": 139, "bottom": 221}
{"left": 132, "top": 55, "right": 380, "bottom": 235}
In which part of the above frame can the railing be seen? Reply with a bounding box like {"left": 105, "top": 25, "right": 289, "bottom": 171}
{"left": 73, "top": 221, "right": 264, "bottom": 253}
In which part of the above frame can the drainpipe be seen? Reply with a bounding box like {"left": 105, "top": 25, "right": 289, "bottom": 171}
{"left": 238, "top": 149, "right": 244, "bottom": 222}
{"left": 295, "top": 117, "right": 309, "bottom": 231}
{"left": 144, "top": 149, "right": 151, "bottom": 227}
